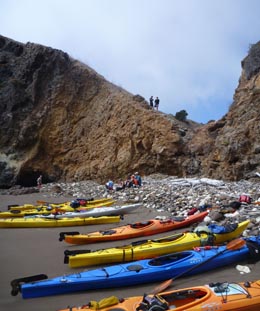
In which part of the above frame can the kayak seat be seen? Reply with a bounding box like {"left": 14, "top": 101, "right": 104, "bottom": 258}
{"left": 10, "top": 210, "right": 21, "bottom": 214}
{"left": 130, "top": 221, "right": 152, "bottom": 228}
{"left": 150, "top": 253, "right": 190, "bottom": 266}
{"left": 99, "top": 230, "right": 117, "bottom": 235}
{"left": 127, "top": 264, "right": 144, "bottom": 272}
{"left": 170, "top": 216, "right": 185, "bottom": 222}
{"left": 159, "top": 219, "right": 173, "bottom": 224}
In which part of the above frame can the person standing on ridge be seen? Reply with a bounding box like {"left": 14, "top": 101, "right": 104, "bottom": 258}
{"left": 154, "top": 97, "right": 160, "bottom": 110}
{"left": 149, "top": 96, "right": 154, "bottom": 108}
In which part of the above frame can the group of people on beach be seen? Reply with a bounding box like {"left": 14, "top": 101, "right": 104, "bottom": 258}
{"left": 105, "top": 172, "right": 142, "bottom": 191}
{"left": 149, "top": 96, "right": 160, "bottom": 110}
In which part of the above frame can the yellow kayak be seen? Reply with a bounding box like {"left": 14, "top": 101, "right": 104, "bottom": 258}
{"left": 0, "top": 215, "right": 121, "bottom": 228}
{"left": 65, "top": 220, "right": 250, "bottom": 268}
{"left": 1, "top": 200, "right": 115, "bottom": 218}
{"left": 7, "top": 197, "right": 114, "bottom": 211}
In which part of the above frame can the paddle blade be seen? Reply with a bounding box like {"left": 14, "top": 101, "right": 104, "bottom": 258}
{"left": 151, "top": 279, "right": 173, "bottom": 295}
{"left": 226, "top": 238, "right": 246, "bottom": 251}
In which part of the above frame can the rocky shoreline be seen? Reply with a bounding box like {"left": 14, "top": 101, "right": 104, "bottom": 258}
{"left": 1, "top": 174, "right": 260, "bottom": 236}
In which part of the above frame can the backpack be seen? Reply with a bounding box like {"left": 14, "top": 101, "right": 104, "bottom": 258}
{"left": 70, "top": 200, "right": 80, "bottom": 208}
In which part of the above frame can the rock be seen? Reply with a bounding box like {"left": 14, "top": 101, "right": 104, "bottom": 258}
{"left": 1, "top": 35, "right": 260, "bottom": 187}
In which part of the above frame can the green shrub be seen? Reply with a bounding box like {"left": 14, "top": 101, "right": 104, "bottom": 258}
{"left": 175, "top": 110, "right": 188, "bottom": 122}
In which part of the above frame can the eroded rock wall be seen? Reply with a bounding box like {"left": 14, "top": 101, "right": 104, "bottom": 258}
{"left": 0, "top": 35, "right": 194, "bottom": 187}
{"left": 1, "top": 35, "right": 260, "bottom": 187}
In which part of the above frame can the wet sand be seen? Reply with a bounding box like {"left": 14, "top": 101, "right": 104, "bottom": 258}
{"left": 1, "top": 193, "right": 259, "bottom": 311}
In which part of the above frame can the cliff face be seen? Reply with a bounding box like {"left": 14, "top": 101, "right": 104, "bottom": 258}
{"left": 1, "top": 35, "right": 260, "bottom": 187}
{"left": 188, "top": 41, "right": 260, "bottom": 181}
{"left": 0, "top": 35, "right": 196, "bottom": 187}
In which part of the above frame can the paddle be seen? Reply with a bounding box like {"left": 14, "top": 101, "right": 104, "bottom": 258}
{"left": 151, "top": 238, "right": 246, "bottom": 295}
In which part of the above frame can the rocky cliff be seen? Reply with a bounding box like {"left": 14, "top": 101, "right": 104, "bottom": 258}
{"left": 190, "top": 41, "right": 260, "bottom": 181}
{"left": 0, "top": 35, "right": 260, "bottom": 187}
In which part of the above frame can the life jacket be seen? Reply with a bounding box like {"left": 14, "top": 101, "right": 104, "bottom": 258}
{"left": 239, "top": 195, "right": 252, "bottom": 204}
{"left": 133, "top": 178, "right": 139, "bottom": 185}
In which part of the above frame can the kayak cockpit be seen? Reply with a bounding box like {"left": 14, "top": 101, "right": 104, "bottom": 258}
{"left": 130, "top": 221, "right": 154, "bottom": 229}
{"left": 148, "top": 252, "right": 192, "bottom": 266}
{"left": 137, "top": 288, "right": 210, "bottom": 310}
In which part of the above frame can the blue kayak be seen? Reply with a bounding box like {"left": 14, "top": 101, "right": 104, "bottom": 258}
{"left": 11, "top": 236, "right": 260, "bottom": 298}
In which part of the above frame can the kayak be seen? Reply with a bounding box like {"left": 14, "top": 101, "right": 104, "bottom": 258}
{"left": 60, "top": 212, "right": 209, "bottom": 244}
{"left": 57, "top": 279, "right": 260, "bottom": 311}
{"left": 0, "top": 203, "right": 140, "bottom": 221}
{"left": 65, "top": 220, "right": 250, "bottom": 268}
{"left": 41, "top": 203, "right": 142, "bottom": 219}
{"left": 0, "top": 200, "right": 115, "bottom": 218}
{"left": 2, "top": 200, "right": 115, "bottom": 218}
{"left": 10, "top": 236, "right": 260, "bottom": 298}
{"left": 0, "top": 215, "right": 121, "bottom": 228}
{"left": 7, "top": 197, "right": 114, "bottom": 211}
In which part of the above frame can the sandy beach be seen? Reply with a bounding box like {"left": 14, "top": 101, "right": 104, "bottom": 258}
{"left": 1, "top": 193, "right": 259, "bottom": 311}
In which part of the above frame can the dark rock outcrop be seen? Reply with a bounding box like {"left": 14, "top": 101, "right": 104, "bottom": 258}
{"left": 1, "top": 35, "right": 260, "bottom": 187}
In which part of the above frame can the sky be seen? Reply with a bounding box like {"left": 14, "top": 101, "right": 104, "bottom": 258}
{"left": 1, "top": 0, "right": 260, "bottom": 123}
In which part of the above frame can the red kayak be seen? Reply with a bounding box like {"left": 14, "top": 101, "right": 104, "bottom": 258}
{"left": 59, "top": 211, "right": 208, "bottom": 244}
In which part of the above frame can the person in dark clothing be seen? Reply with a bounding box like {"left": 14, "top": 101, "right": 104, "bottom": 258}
{"left": 149, "top": 96, "right": 154, "bottom": 108}
{"left": 125, "top": 175, "right": 133, "bottom": 188}
{"left": 116, "top": 180, "right": 126, "bottom": 191}
{"left": 154, "top": 97, "right": 160, "bottom": 110}
{"left": 134, "top": 172, "right": 142, "bottom": 186}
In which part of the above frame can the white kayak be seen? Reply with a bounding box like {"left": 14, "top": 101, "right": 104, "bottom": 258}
{"left": 36, "top": 203, "right": 142, "bottom": 219}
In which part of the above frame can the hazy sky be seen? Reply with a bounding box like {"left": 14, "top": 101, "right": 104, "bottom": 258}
{"left": 1, "top": 0, "right": 260, "bottom": 123}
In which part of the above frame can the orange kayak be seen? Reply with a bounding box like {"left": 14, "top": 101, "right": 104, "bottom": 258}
{"left": 60, "top": 211, "right": 208, "bottom": 244}
{"left": 58, "top": 279, "right": 260, "bottom": 311}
